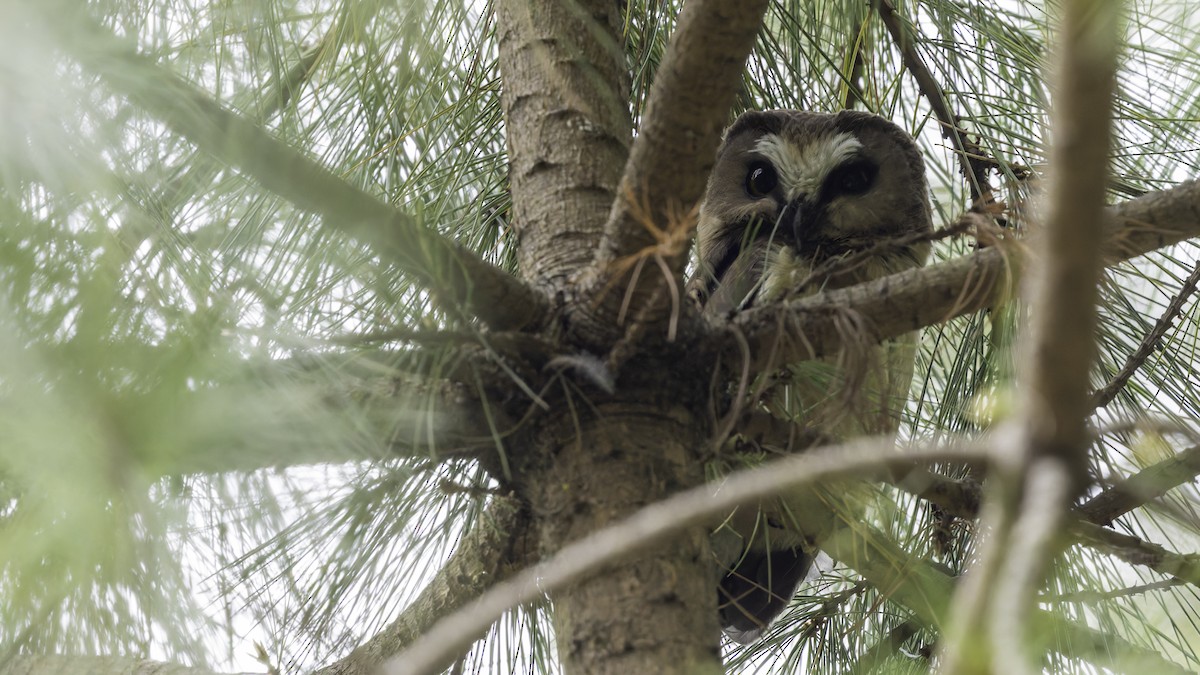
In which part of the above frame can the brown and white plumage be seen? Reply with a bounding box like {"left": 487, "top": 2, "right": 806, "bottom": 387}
{"left": 695, "top": 110, "right": 932, "bottom": 642}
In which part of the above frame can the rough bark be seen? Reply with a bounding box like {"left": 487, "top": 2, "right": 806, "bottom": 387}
{"left": 495, "top": 0, "right": 632, "bottom": 291}
{"left": 487, "top": 2, "right": 763, "bottom": 673}
{"left": 377, "top": 363, "right": 727, "bottom": 675}
{"left": 513, "top": 377, "right": 720, "bottom": 675}
{"left": 574, "top": 0, "right": 770, "bottom": 352}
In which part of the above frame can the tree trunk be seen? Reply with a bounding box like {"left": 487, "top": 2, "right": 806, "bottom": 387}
{"left": 493, "top": 0, "right": 726, "bottom": 666}
{"left": 495, "top": 0, "right": 631, "bottom": 291}
{"left": 514, "top": 369, "right": 723, "bottom": 674}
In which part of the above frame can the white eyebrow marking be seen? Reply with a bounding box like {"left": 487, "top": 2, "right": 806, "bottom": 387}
{"left": 754, "top": 132, "right": 862, "bottom": 202}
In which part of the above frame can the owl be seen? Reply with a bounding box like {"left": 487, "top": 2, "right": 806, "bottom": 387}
{"left": 695, "top": 110, "right": 933, "bottom": 643}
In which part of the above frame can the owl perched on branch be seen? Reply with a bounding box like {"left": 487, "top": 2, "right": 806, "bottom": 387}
{"left": 694, "top": 110, "right": 933, "bottom": 643}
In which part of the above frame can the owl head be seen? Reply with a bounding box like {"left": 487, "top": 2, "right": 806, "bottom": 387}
{"left": 693, "top": 110, "right": 933, "bottom": 314}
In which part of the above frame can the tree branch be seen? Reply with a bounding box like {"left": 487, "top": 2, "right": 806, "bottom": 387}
{"left": 314, "top": 495, "right": 529, "bottom": 675}
{"left": 721, "top": 179, "right": 1200, "bottom": 376}
{"left": 575, "top": 0, "right": 770, "bottom": 350}
{"left": 385, "top": 438, "right": 990, "bottom": 675}
{"left": 1072, "top": 521, "right": 1200, "bottom": 589}
{"left": 989, "top": 462, "right": 1074, "bottom": 674}
{"left": 158, "top": 350, "right": 531, "bottom": 475}
{"left": 732, "top": 416, "right": 1200, "bottom": 537}
{"left": 598, "top": 0, "right": 769, "bottom": 267}
{"left": 821, "top": 521, "right": 956, "bottom": 628}
{"left": 884, "top": 440, "right": 1200, "bottom": 592}
{"left": 940, "top": 4, "right": 1120, "bottom": 667}
{"left": 883, "top": 438, "right": 1200, "bottom": 531}
{"left": 1016, "top": 0, "right": 1117, "bottom": 487}
{"left": 876, "top": 0, "right": 996, "bottom": 203}
{"left": 46, "top": 3, "right": 547, "bottom": 332}
{"left": 372, "top": 431, "right": 1200, "bottom": 675}
{"left": 889, "top": 466, "right": 983, "bottom": 519}
{"left": 846, "top": 621, "right": 921, "bottom": 675}
{"left": 1080, "top": 445, "right": 1200, "bottom": 525}
{"left": 719, "top": 422, "right": 1200, "bottom": 665}
{"left": 822, "top": 508, "right": 1193, "bottom": 673}
{"left": 168, "top": 390, "right": 500, "bottom": 476}
{"left": 121, "top": 24, "right": 332, "bottom": 252}
{"left": 1092, "top": 261, "right": 1200, "bottom": 410}
{"left": 1052, "top": 620, "right": 1195, "bottom": 675}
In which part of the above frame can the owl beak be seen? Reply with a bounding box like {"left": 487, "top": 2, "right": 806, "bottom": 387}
{"left": 780, "top": 197, "right": 824, "bottom": 250}
{"left": 779, "top": 198, "right": 806, "bottom": 246}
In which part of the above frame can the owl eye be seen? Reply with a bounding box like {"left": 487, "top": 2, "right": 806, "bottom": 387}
{"left": 745, "top": 162, "right": 778, "bottom": 198}
{"left": 828, "top": 161, "right": 877, "bottom": 196}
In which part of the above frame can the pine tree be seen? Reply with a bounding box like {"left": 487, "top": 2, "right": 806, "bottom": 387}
{"left": 2, "top": 1, "right": 1200, "bottom": 673}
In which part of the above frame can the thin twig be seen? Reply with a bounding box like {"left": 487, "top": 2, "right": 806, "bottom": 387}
{"left": 794, "top": 582, "right": 869, "bottom": 643}
{"left": 876, "top": 0, "right": 997, "bottom": 203}
{"left": 1091, "top": 261, "right": 1200, "bottom": 409}
{"left": 1048, "top": 578, "right": 1183, "bottom": 603}
{"left": 314, "top": 495, "right": 529, "bottom": 675}
{"left": 1094, "top": 416, "right": 1200, "bottom": 442}
{"left": 791, "top": 215, "right": 976, "bottom": 296}
{"left": 1072, "top": 521, "right": 1200, "bottom": 588}
{"left": 839, "top": 16, "right": 870, "bottom": 110}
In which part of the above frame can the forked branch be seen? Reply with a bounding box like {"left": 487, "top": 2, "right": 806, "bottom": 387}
{"left": 578, "top": 0, "right": 770, "bottom": 347}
